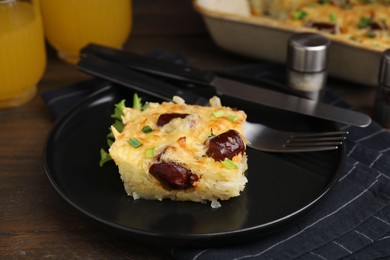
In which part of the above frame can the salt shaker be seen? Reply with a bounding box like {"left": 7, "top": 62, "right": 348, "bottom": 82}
{"left": 287, "top": 33, "right": 330, "bottom": 101}
{"left": 374, "top": 49, "right": 390, "bottom": 128}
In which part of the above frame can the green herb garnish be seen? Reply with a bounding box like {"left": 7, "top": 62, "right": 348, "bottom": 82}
{"left": 329, "top": 13, "right": 337, "bottom": 23}
{"left": 141, "top": 102, "right": 149, "bottom": 111}
{"left": 99, "top": 148, "right": 112, "bottom": 167}
{"left": 227, "top": 115, "right": 238, "bottom": 122}
{"left": 128, "top": 137, "right": 142, "bottom": 148}
{"left": 319, "top": 0, "right": 330, "bottom": 4}
{"left": 107, "top": 120, "right": 124, "bottom": 138}
{"left": 111, "top": 99, "right": 126, "bottom": 120}
{"left": 142, "top": 125, "right": 153, "bottom": 133}
{"left": 292, "top": 10, "right": 308, "bottom": 20}
{"left": 212, "top": 110, "right": 224, "bottom": 118}
{"left": 358, "top": 16, "right": 372, "bottom": 28}
{"left": 221, "top": 159, "right": 238, "bottom": 169}
{"left": 145, "top": 148, "right": 155, "bottom": 158}
{"left": 366, "top": 31, "right": 376, "bottom": 38}
{"left": 133, "top": 93, "right": 142, "bottom": 110}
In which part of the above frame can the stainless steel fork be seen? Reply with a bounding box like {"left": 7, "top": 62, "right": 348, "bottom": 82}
{"left": 244, "top": 121, "right": 348, "bottom": 152}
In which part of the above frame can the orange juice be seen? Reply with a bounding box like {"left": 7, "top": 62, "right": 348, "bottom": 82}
{"left": 0, "top": 0, "right": 46, "bottom": 108}
{"left": 39, "top": 0, "right": 132, "bottom": 64}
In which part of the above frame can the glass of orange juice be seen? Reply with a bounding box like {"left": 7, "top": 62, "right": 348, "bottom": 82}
{"left": 0, "top": 0, "right": 46, "bottom": 108}
{"left": 39, "top": 0, "right": 132, "bottom": 64}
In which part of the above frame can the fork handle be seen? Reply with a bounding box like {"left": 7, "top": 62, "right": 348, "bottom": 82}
{"left": 80, "top": 43, "right": 216, "bottom": 87}
{"left": 77, "top": 55, "right": 209, "bottom": 105}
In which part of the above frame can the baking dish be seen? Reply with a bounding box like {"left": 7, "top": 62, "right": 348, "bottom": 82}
{"left": 193, "top": 0, "right": 384, "bottom": 87}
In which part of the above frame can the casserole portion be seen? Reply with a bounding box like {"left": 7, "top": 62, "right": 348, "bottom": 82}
{"left": 248, "top": 0, "right": 390, "bottom": 49}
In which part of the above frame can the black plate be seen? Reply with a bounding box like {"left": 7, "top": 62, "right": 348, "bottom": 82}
{"left": 43, "top": 83, "right": 345, "bottom": 247}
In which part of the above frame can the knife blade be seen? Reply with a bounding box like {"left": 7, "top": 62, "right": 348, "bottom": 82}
{"left": 80, "top": 44, "right": 372, "bottom": 127}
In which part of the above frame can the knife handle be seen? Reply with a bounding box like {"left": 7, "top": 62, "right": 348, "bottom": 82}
{"left": 77, "top": 55, "right": 208, "bottom": 105}
{"left": 80, "top": 43, "right": 215, "bottom": 86}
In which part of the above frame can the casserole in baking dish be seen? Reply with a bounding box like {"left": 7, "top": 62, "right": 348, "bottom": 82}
{"left": 194, "top": 0, "right": 390, "bottom": 86}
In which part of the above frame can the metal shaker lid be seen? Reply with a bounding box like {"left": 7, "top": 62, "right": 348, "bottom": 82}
{"left": 287, "top": 32, "right": 330, "bottom": 73}
{"left": 379, "top": 49, "right": 390, "bottom": 87}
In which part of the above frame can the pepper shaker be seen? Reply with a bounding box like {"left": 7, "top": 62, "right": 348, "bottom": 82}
{"left": 287, "top": 33, "right": 330, "bottom": 101}
{"left": 374, "top": 49, "right": 390, "bottom": 128}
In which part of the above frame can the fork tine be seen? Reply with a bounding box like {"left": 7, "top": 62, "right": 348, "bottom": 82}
{"left": 285, "top": 141, "right": 343, "bottom": 147}
{"left": 279, "top": 145, "right": 340, "bottom": 152}
{"left": 244, "top": 121, "right": 347, "bottom": 153}
{"left": 290, "top": 131, "right": 349, "bottom": 138}
{"left": 287, "top": 136, "right": 347, "bottom": 143}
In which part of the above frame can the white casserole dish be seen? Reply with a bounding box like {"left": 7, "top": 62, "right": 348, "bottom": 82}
{"left": 194, "top": 0, "right": 383, "bottom": 87}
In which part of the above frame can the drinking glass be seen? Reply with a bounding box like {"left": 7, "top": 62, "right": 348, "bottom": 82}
{"left": 0, "top": 0, "right": 46, "bottom": 108}
{"left": 39, "top": 0, "right": 132, "bottom": 64}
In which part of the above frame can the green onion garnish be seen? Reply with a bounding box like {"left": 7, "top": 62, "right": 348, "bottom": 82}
{"left": 145, "top": 148, "right": 155, "bottom": 158}
{"left": 128, "top": 137, "right": 142, "bottom": 148}
{"left": 366, "top": 31, "right": 376, "bottom": 38}
{"left": 293, "top": 10, "right": 308, "bottom": 20}
{"left": 227, "top": 115, "right": 238, "bottom": 122}
{"left": 358, "top": 16, "right": 372, "bottom": 28}
{"left": 142, "top": 125, "right": 153, "bottom": 133}
{"left": 212, "top": 110, "right": 224, "bottom": 118}
{"left": 221, "top": 159, "right": 238, "bottom": 169}
{"left": 133, "top": 93, "right": 142, "bottom": 110}
{"left": 99, "top": 148, "right": 112, "bottom": 167}
{"left": 329, "top": 13, "right": 337, "bottom": 23}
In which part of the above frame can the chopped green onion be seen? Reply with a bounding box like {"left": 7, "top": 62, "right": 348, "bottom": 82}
{"left": 128, "top": 137, "right": 142, "bottom": 148}
{"left": 343, "top": 4, "right": 351, "bottom": 9}
{"left": 145, "top": 148, "right": 155, "bottom": 158}
{"left": 358, "top": 16, "right": 372, "bottom": 28}
{"left": 99, "top": 148, "right": 112, "bottom": 167}
{"left": 111, "top": 99, "right": 126, "bottom": 120}
{"left": 366, "top": 31, "right": 376, "bottom": 38}
{"left": 292, "top": 10, "right": 307, "bottom": 20}
{"left": 212, "top": 110, "right": 224, "bottom": 118}
{"left": 329, "top": 13, "right": 337, "bottom": 23}
{"left": 221, "top": 159, "right": 238, "bottom": 169}
{"left": 227, "top": 115, "right": 238, "bottom": 122}
{"left": 133, "top": 93, "right": 142, "bottom": 110}
{"left": 142, "top": 125, "right": 153, "bottom": 133}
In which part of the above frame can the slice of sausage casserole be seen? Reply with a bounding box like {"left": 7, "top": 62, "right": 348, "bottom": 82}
{"left": 108, "top": 95, "right": 248, "bottom": 208}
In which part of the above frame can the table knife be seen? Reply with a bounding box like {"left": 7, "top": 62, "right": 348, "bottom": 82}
{"left": 79, "top": 44, "right": 372, "bottom": 127}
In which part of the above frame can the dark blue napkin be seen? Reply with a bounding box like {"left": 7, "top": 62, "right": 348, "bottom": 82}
{"left": 42, "top": 54, "right": 390, "bottom": 260}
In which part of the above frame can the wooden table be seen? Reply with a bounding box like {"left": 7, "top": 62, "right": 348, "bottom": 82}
{"left": 0, "top": 1, "right": 380, "bottom": 259}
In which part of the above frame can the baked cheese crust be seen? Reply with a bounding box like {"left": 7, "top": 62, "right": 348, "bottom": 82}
{"left": 248, "top": 0, "right": 390, "bottom": 50}
{"left": 109, "top": 96, "right": 248, "bottom": 207}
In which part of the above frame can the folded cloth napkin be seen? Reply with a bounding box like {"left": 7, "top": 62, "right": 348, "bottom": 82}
{"left": 42, "top": 54, "right": 390, "bottom": 260}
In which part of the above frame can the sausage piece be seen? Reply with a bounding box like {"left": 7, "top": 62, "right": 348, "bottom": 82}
{"left": 157, "top": 113, "right": 189, "bottom": 127}
{"left": 149, "top": 161, "right": 198, "bottom": 190}
{"left": 206, "top": 129, "right": 245, "bottom": 161}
